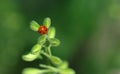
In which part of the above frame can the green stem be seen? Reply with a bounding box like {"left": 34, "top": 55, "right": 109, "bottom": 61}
{"left": 40, "top": 64, "right": 58, "bottom": 72}
{"left": 45, "top": 45, "right": 52, "bottom": 56}
{"left": 48, "top": 45, "right": 52, "bottom": 56}
{"left": 41, "top": 51, "right": 51, "bottom": 59}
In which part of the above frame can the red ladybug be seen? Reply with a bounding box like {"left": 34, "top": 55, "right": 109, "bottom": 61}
{"left": 38, "top": 25, "right": 48, "bottom": 35}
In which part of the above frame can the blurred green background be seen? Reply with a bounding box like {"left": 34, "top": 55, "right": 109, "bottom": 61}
{"left": 0, "top": 0, "right": 120, "bottom": 74}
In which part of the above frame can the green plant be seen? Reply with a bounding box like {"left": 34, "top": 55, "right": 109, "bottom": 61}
{"left": 22, "top": 17, "right": 76, "bottom": 74}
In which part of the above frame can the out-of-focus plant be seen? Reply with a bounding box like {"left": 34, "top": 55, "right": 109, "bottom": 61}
{"left": 22, "top": 17, "right": 75, "bottom": 74}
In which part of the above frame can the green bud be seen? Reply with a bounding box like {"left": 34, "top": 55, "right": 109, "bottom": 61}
{"left": 50, "top": 56, "right": 62, "bottom": 66}
{"left": 22, "top": 53, "right": 39, "bottom": 62}
{"left": 48, "top": 27, "right": 56, "bottom": 38}
{"left": 49, "top": 38, "right": 60, "bottom": 47}
{"left": 30, "top": 20, "right": 40, "bottom": 31}
{"left": 22, "top": 68, "right": 42, "bottom": 74}
{"left": 58, "top": 61, "right": 68, "bottom": 69}
{"left": 43, "top": 17, "right": 51, "bottom": 28}
{"left": 38, "top": 35, "right": 46, "bottom": 45}
{"left": 59, "top": 68, "right": 76, "bottom": 74}
{"left": 31, "top": 44, "right": 42, "bottom": 54}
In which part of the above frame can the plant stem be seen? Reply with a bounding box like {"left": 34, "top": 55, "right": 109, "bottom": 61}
{"left": 45, "top": 45, "right": 52, "bottom": 56}
{"left": 41, "top": 51, "right": 51, "bottom": 59}
{"left": 40, "top": 64, "right": 58, "bottom": 72}
{"left": 48, "top": 45, "right": 52, "bottom": 56}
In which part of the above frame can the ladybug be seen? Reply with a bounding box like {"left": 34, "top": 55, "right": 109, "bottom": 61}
{"left": 38, "top": 25, "right": 48, "bottom": 35}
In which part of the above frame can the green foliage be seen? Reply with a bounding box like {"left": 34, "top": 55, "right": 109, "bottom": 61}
{"left": 22, "top": 17, "right": 75, "bottom": 74}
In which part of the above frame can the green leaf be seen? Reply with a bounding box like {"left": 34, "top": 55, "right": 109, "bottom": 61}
{"left": 38, "top": 35, "right": 46, "bottom": 45}
{"left": 48, "top": 27, "right": 56, "bottom": 38}
{"left": 30, "top": 20, "right": 40, "bottom": 31}
{"left": 31, "top": 44, "right": 42, "bottom": 54}
{"left": 22, "top": 68, "right": 42, "bottom": 74}
{"left": 50, "top": 56, "right": 62, "bottom": 66}
{"left": 43, "top": 17, "right": 51, "bottom": 28}
{"left": 22, "top": 53, "right": 39, "bottom": 62}
{"left": 49, "top": 38, "right": 60, "bottom": 47}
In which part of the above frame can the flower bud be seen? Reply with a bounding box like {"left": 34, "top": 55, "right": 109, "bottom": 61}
{"left": 43, "top": 17, "right": 51, "bottom": 28}
{"left": 22, "top": 68, "right": 42, "bottom": 74}
{"left": 49, "top": 38, "right": 60, "bottom": 47}
{"left": 59, "top": 68, "right": 76, "bottom": 74}
{"left": 30, "top": 20, "right": 40, "bottom": 31}
{"left": 58, "top": 61, "right": 68, "bottom": 69}
{"left": 50, "top": 56, "right": 62, "bottom": 66}
{"left": 38, "top": 35, "right": 46, "bottom": 45}
{"left": 22, "top": 53, "right": 39, "bottom": 62}
{"left": 31, "top": 44, "right": 41, "bottom": 54}
{"left": 48, "top": 27, "right": 56, "bottom": 38}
